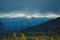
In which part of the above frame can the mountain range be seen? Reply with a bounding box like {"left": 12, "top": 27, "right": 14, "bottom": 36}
{"left": 0, "top": 17, "right": 52, "bottom": 30}
{"left": 21, "top": 17, "right": 60, "bottom": 32}
{"left": 0, "top": 17, "right": 60, "bottom": 34}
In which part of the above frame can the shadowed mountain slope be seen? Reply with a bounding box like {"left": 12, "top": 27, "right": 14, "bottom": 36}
{"left": 21, "top": 17, "right": 60, "bottom": 32}
{"left": 0, "top": 21, "right": 4, "bottom": 30}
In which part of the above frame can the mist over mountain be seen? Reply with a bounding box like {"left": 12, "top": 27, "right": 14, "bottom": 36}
{"left": 0, "top": 17, "right": 53, "bottom": 30}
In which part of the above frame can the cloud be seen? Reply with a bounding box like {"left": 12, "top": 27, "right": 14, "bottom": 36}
{"left": 0, "top": 11, "right": 60, "bottom": 18}
{"left": 0, "top": 0, "right": 60, "bottom": 14}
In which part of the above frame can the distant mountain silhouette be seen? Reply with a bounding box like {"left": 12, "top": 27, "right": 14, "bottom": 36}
{"left": 21, "top": 17, "right": 60, "bottom": 32}
{"left": 0, "top": 21, "right": 4, "bottom": 36}
{"left": 0, "top": 21, "right": 4, "bottom": 30}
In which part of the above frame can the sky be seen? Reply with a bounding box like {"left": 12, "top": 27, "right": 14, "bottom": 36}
{"left": 0, "top": 0, "right": 60, "bottom": 30}
{"left": 0, "top": 0, "right": 60, "bottom": 18}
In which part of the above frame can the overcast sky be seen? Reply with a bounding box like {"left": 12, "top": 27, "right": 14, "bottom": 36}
{"left": 0, "top": 0, "right": 60, "bottom": 18}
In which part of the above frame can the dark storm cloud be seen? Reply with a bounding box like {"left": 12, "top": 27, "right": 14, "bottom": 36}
{"left": 0, "top": 0, "right": 60, "bottom": 14}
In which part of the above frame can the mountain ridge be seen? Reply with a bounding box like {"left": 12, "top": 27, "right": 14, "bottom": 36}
{"left": 21, "top": 17, "right": 60, "bottom": 32}
{"left": 0, "top": 17, "right": 53, "bottom": 30}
